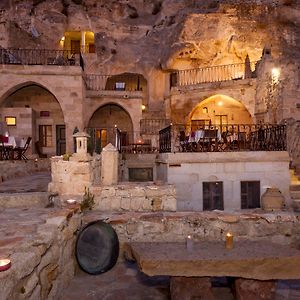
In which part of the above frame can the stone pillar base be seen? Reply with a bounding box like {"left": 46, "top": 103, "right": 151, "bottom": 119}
{"left": 170, "top": 276, "right": 215, "bottom": 300}
{"left": 234, "top": 278, "right": 276, "bottom": 300}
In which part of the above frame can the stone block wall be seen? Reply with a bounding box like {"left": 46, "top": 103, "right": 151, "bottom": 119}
{"left": 90, "top": 183, "right": 177, "bottom": 212}
{"left": 48, "top": 155, "right": 101, "bottom": 195}
{"left": 0, "top": 207, "right": 81, "bottom": 300}
{"left": 0, "top": 159, "right": 50, "bottom": 182}
{"left": 82, "top": 210, "right": 300, "bottom": 259}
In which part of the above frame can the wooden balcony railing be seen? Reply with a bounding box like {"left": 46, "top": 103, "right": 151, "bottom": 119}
{"left": 159, "top": 123, "right": 287, "bottom": 153}
{"left": 0, "top": 48, "right": 83, "bottom": 67}
{"left": 170, "top": 61, "right": 258, "bottom": 87}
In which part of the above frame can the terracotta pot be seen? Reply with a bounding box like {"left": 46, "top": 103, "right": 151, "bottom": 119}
{"left": 261, "top": 188, "right": 285, "bottom": 211}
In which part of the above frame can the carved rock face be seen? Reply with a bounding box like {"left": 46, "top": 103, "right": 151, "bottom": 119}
{"left": 1, "top": 1, "right": 299, "bottom": 72}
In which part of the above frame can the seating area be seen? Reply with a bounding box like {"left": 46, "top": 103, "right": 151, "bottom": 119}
{"left": 0, "top": 135, "right": 31, "bottom": 160}
{"left": 162, "top": 123, "right": 287, "bottom": 153}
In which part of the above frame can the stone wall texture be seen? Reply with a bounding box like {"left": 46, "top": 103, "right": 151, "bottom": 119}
{"left": 0, "top": 207, "right": 81, "bottom": 300}
{"left": 0, "top": 159, "right": 50, "bottom": 182}
{"left": 91, "top": 183, "right": 177, "bottom": 212}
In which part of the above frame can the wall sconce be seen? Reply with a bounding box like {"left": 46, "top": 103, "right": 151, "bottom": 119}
{"left": 141, "top": 105, "right": 146, "bottom": 111}
{"left": 217, "top": 101, "right": 223, "bottom": 107}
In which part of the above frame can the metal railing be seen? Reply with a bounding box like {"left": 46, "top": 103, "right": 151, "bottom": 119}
{"left": 84, "top": 74, "right": 110, "bottom": 91}
{"left": 159, "top": 123, "right": 287, "bottom": 153}
{"left": 84, "top": 73, "right": 145, "bottom": 91}
{"left": 0, "top": 48, "right": 82, "bottom": 66}
{"left": 85, "top": 127, "right": 158, "bottom": 154}
{"left": 140, "top": 119, "right": 171, "bottom": 134}
{"left": 170, "top": 61, "right": 258, "bottom": 87}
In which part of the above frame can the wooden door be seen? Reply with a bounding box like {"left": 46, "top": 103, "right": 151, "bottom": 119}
{"left": 56, "top": 125, "right": 66, "bottom": 155}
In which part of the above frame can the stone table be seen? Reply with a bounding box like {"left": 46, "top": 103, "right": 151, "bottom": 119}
{"left": 126, "top": 241, "right": 300, "bottom": 300}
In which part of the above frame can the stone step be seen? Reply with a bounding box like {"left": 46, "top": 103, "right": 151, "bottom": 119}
{"left": 290, "top": 185, "right": 300, "bottom": 191}
{"left": 0, "top": 192, "right": 49, "bottom": 208}
{"left": 290, "top": 190, "right": 300, "bottom": 199}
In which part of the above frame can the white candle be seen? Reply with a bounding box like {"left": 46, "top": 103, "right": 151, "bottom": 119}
{"left": 225, "top": 232, "right": 233, "bottom": 249}
{"left": 186, "top": 235, "right": 193, "bottom": 251}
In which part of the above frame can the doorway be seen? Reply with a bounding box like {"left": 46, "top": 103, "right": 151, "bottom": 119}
{"left": 56, "top": 125, "right": 66, "bottom": 155}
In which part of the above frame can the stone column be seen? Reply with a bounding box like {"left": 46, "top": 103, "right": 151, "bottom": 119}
{"left": 101, "top": 143, "right": 118, "bottom": 185}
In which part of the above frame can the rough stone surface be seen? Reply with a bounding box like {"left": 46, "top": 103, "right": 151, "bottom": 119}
{"left": 128, "top": 241, "right": 300, "bottom": 280}
{"left": 91, "top": 182, "right": 177, "bottom": 212}
{"left": 234, "top": 278, "right": 276, "bottom": 300}
{"left": 170, "top": 277, "right": 215, "bottom": 300}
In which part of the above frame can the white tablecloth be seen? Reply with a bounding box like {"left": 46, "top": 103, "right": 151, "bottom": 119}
{"left": 4, "top": 136, "right": 26, "bottom": 148}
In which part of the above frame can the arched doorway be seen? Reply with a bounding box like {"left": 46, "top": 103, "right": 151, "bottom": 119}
{"left": 0, "top": 84, "right": 65, "bottom": 157}
{"left": 189, "top": 94, "right": 252, "bottom": 127}
{"left": 87, "top": 104, "right": 133, "bottom": 153}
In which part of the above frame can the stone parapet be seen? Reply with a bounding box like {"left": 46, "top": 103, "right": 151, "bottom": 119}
{"left": 48, "top": 156, "right": 101, "bottom": 195}
{"left": 90, "top": 183, "right": 177, "bottom": 212}
{"left": 82, "top": 210, "right": 300, "bottom": 258}
{"left": 0, "top": 206, "right": 81, "bottom": 300}
{"left": 0, "top": 159, "right": 50, "bottom": 182}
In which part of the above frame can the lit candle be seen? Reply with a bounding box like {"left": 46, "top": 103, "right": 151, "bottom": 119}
{"left": 66, "top": 199, "right": 76, "bottom": 204}
{"left": 0, "top": 259, "right": 11, "bottom": 272}
{"left": 186, "top": 235, "right": 193, "bottom": 251}
{"left": 225, "top": 233, "right": 233, "bottom": 249}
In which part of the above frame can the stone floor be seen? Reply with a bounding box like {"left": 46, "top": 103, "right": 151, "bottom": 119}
{"left": 1, "top": 171, "right": 300, "bottom": 299}
{"left": 0, "top": 171, "right": 50, "bottom": 193}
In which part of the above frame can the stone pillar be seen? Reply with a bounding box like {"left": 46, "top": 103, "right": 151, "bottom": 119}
{"left": 81, "top": 31, "right": 86, "bottom": 53}
{"left": 101, "top": 143, "right": 118, "bottom": 185}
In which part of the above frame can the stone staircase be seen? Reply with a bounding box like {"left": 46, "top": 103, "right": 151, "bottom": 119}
{"left": 290, "top": 168, "right": 300, "bottom": 211}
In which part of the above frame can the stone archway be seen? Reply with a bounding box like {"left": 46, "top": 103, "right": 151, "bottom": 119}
{"left": 87, "top": 103, "right": 134, "bottom": 153}
{"left": 188, "top": 94, "right": 253, "bottom": 127}
{"left": 0, "top": 83, "right": 65, "bottom": 157}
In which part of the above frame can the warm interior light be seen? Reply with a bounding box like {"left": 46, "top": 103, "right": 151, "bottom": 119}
{"left": 217, "top": 101, "right": 223, "bottom": 106}
{"left": 66, "top": 199, "right": 76, "bottom": 204}
{"left": 5, "top": 116, "right": 16, "bottom": 126}
{"left": 141, "top": 105, "right": 146, "bottom": 111}
{"left": 202, "top": 107, "right": 208, "bottom": 114}
{"left": 0, "top": 259, "right": 11, "bottom": 272}
{"left": 61, "top": 36, "right": 65, "bottom": 41}
{"left": 271, "top": 68, "right": 280, "bottom": 78}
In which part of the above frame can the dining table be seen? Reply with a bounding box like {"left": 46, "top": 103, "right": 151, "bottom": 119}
{"left": 1, "top": 136, "right": 26, "bottom": 160}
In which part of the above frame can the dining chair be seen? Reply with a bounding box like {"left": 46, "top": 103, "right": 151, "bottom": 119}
{"left": 13, "top": 137, "right": 32, "bottom": 160}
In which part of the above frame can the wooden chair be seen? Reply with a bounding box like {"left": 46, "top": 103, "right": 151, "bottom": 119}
{"left": 13, "top": 137, "right": 32, "bottom": 160}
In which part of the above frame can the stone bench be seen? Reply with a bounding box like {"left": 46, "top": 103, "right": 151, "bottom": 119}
{"left": 125, "top": 241, "right": 300, "bottom": 300}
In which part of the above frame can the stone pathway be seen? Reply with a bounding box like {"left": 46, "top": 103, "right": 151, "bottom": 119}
{"left": 0, "top": 171, "right": 51, "bottom": 193}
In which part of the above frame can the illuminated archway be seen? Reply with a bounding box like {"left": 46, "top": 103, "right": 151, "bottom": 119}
{"left": 0, "top": 84, "right": 65, "bottom": 156}
{"left": 189, "top": 94, "right": 253, "bottom": 127}
{"left": 87, "top": 103, "right": 134, "bottom": 153}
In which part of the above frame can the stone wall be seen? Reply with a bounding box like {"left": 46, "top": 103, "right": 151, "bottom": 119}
{"left": 156, "top": 151, "right": 291, "bottom": 211}
{"left": 90, "top": 183, "right": 177, "bottom": 212}
{"left": 0, "top": 159, "right": 50, "bottom": 182}
{"left": 48, "top": 155, "right": 101, "bottom": 195}
{"left": 82, "top": 210, "right": 300, "bottom": 258}
{"left": 0, "top": 207, "right": 81, "bottom": 300}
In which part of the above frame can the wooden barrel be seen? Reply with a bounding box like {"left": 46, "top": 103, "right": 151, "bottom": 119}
{"left": 76, "top": 220, "right": 119, "bottom": 275}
